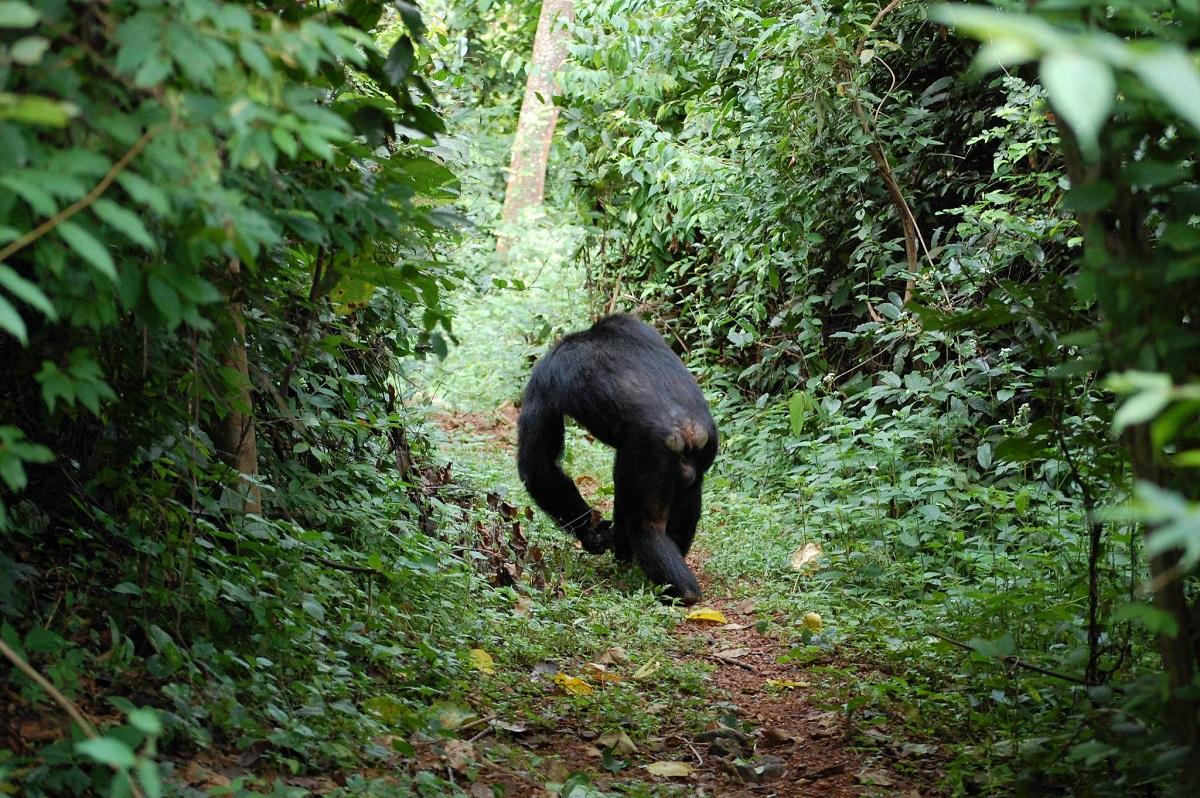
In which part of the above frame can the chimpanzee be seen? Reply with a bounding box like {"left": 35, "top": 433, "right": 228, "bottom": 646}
{"left": 517, "top": 314, "right": 717, "bottom": 604}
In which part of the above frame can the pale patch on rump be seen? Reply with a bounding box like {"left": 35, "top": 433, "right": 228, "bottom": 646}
{"left": 664, "top": 419, "right": 710, "bottom": 453}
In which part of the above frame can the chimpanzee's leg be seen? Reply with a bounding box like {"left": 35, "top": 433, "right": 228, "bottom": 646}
{"left": 614, "top": 445, "right": 701, "bottom": 603}
{"left": 666, "top": 481, "right": 702, "bottom": 558}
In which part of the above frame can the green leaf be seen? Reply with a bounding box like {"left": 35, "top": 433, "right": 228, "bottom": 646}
{"left": 394, "top": 1, "right": 426, "bottom": 40}
{"left": 57, "top": 221, "right": 116, "bottom": 280}
{"left": 10, "top": 36, "right": 49, "bottom": 64}
{"left": 1112, "top": 602, "right": 1179, "bottom": 637}
{"left": 930, "top": 5, "right": 1065, "bottom": 55}
{"left": 1040, "top": 52, "right": 1113, "bottom": 156}
{"left": 136, "top": 759, "right": 163, "bottom": 798}
{"left": 238, "top": 39, "right": 273, "bottom": 78}
{"left": 1132, "top": 47, "right": 1200, "bottom": 136}
{"left": 0, "top": 93, "right": 78, "bottom": 127}
{"left": 127, "top": 708, "right": 163, "bottom": 737}
{"left": 147, "top": 275, "right": 181, "bottom": 327}
{"left": 92, "top": 199, "right": 156, "bottom": 250}
{"left": 966, "top": 633, "right": 1015, "bottom": 658}
{"left": 0, "top": 264, "right": 57, "bottom": 319}
{"left": 788, "top": 391, "right": 811, "bottom": 436}
{"left": 1, "top": 173, "right": 57, "bottom": 214}
{"left": 0, "top": 294, "right": 28, "bottom": 344}
{"left": 1112, "top": 389, "right": 1171, "bottom": 434}
{"left": 976, "top": 442, "right": 993, "bottom": 470}
{"left": 76, "top": 737, "right": 137, "bottom": 769}
{"left": 382, "top": 37, "right": 415, "bottom": 86}
{"left": 116, "top": 172, "right": 170, "bottom": 216}
{"left": 301, "top": 595, "right": 325, "bottom": 622}
{"left": 0, "top": 1, "right": 38, "bottom": 28}
{"left": 134, "top": 52, "right": 172, "bottom": 88}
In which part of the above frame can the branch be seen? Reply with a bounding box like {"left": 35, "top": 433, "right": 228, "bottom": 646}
{"left": 0, "top": 637, "right": 147, "bottom": 798}
{"left": 845, "top": 0, "right": 937, "bottom": 305}
{"left": 929, "top": 631, "right": 1097, "bottom": 686}
{"left": 0, "top": 127, "right": 159, "bottom": 265}
{"left": 0, "top": 637, "right": 98, "bottom": 737}
{"left": 307, "top": 554, "right": 383, "bottom": 576}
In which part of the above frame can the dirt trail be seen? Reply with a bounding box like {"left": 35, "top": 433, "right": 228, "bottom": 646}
{"left": 435, "top": 409, "right": 914, "bottom": 797}
{"left": 669, "top": 571, "right": 908, "bottom": 797}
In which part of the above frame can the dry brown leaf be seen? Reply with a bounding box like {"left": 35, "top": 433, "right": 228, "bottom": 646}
{"left": 643, "top": 760, "right": 694, "bottom": 778}
{"left": 715, "top": 647, "right": 752, "bottom": 659}
{"left": 762, "top": 727, "right": 800, "bottom": 747}
{"left": 789, "top": 541, "right": 823, "bottom": 571}
{"left": 442, "top": 739, "right": 475, "bottom": 771}
{"left": 584, "top": 662, "right": 622, "bottom": 683}
{"left": 597, "top": 646, "right": 629, "bottom": 666}
{"left": 513, "top": 596, "right": 532, "bottom": 615}
{"left": 597, "top": 730, "right": 638, "bottom": 754}
{"left": 856, "top": 768, "right": 895, "bottom": 787}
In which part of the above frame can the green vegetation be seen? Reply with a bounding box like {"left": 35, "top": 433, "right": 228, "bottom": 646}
{"left": 3, "top": 0, "right": 1200, "bottom": 796}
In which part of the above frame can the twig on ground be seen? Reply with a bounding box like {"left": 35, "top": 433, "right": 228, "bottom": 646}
{"left": 713, "top": 653, "right": 759, "bottom": 674}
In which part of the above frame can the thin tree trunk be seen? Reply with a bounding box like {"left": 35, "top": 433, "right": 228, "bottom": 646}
{"left": 1127, "top": 424, "right": 1199, "bottom": 773}
{"left": 213, "top": 258, "right": 262, "bottom": 513}
{"left": 497, "top": 0, "right": 574, "bottom": 255}
{"left": 1055, "top": 120, "right": 1199, "bottom": 772}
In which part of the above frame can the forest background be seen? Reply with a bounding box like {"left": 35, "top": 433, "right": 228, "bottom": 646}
{"left": 2, "top": 0, "right": 1200, "bottom": 796}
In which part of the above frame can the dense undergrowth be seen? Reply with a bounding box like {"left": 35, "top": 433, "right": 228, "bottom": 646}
{"left": 3, "top": 0, "right": 1200, "bottom": 796}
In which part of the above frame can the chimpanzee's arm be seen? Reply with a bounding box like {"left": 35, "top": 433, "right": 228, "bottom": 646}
{"left": 516, "top": 385, "right": 611, "bottom": 553}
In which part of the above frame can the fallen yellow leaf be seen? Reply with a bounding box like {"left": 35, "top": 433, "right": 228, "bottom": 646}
{"left": 631, "top": 659, "right": 662, "bottom": 680}
{"left": 584, "top": 662, "right": 622, "bottom": 683}
{"left": 765, "top": 678, "right": 809, "bottom": 690}
{"left": 685, "top": 607, "right": 728, "bottom": 625}
{"left": 643, "top": 760, "right": 694, "bottom": 778}
{"left": 553, "top": 672, "right": 595, "bottom": 696}
{"left": 468, "top": 648, "right": 495, "bottom": 674}
{"left": 789, "top": 542, "right": 823, "bottom": 571}
{"left": 802, "top": 611, "right": 823, "bottom": 632}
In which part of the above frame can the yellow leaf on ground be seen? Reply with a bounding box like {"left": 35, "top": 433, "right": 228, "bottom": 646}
{"left": 643, "top": 760, "right": 694, "bottom": 778}
{"left": 631, "top": 659, "right": 661, "bottom": 680}
{"left": 685, "top": 607, "right": 728, "bottom": 625}
{"left": 765, "top": 678, "right": 809, "bottom": 690}
{"left": 789, "top": 542, "right": 823, "bottom": 571}
{"left": 584, "top": 662, "right": 622, "bottom": 682}
{"left": 553, "top": 673, "right": 594, "bottom": 696}
{"left": 468, "top": 648, "right": 495, "bottom": 674}
{"left": 802, "top": 611, "right": 823, "bottom": 632}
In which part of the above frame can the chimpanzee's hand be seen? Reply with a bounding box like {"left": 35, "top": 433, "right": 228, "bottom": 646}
{"left": 579, "top": 517, "right": 613, "bottom": 554}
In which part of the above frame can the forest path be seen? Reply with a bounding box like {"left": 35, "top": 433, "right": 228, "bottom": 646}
{"left": 432, "top": 408, "right": 908, "bottom": 797}
{"left": 418, "top": 231, "right": 924, "bottom": 794}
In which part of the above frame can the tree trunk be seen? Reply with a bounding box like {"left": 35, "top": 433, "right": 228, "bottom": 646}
{"left": 213, "top": 258, "right": 261, "bottom": 513}
{"left": 1127, "top": 424, "right": 1199, "bottom": 773}
{"left": 497, "top": 0, "right": 574, "bottom": 255}
{"left": 1055, "top": 119, "right": 1199, "bottom": 773}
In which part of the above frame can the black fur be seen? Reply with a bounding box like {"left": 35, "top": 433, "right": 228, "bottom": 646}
{"left": 517, "top": 314, "right": 717, "bottom": 604}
